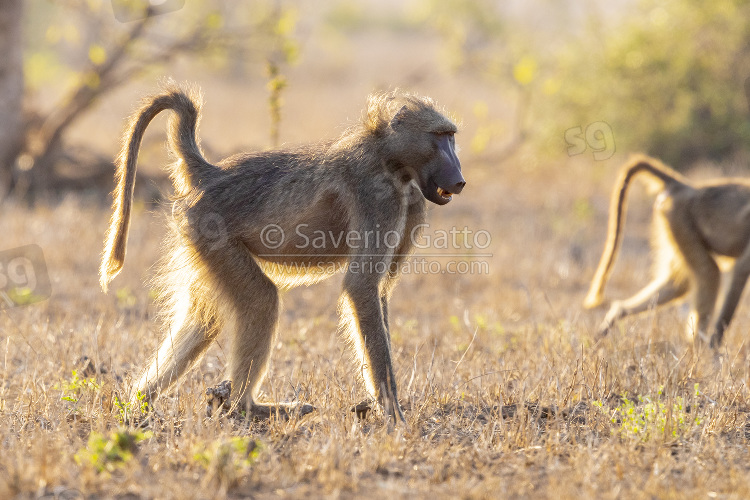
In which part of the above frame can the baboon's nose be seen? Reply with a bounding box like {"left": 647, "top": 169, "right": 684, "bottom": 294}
{"left": 452, "top": 181, "right": 466, "bottom": 194}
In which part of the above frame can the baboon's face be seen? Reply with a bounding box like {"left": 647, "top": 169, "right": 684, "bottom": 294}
{"left": 388, "top": 104, "right": 465, "bottom": 205}
{"left": 417, "top": 130, "right": 465, "bottom": 205}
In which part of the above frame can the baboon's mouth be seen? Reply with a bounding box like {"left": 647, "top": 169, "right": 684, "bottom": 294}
{"left": 424, "top": 180, "right": 455, "bottom": 206}
{"left": 437, "top": 187, "right": 453, "bottom": 201}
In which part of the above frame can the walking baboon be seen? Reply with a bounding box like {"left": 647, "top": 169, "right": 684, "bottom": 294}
{"left": 584, "top": 154, "right": 750, "bottom": 347}
{"left": 100, "top": 83, "right": 465, "bottom": 422}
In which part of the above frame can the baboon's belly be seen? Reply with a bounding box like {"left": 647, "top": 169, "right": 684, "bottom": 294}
{"left": 254, "top": 255, "right": 348, "bottom": 289}
{"left": 242, "top": 193, "right": 354, "bottom": 288}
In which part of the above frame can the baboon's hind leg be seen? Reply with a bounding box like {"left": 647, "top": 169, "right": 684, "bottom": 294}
{"left": 597, "top": 275, "right": 689, "bottom": 337}
{"left": 209, "top": 242, "right": 313, "bottom": 419}
{"left": 134, "top": 294, "right": 218, "bottom": 404}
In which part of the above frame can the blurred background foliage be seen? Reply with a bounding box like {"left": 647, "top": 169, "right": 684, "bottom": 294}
{"left": 2, "top": 0, "right": 750, "bottom": 202}
{"left": 5, "top": 0, "right": 301, "bottom": 200}
{"left": 546, "top": 0, "right": 750, "bottom": 166}
{"left": 417, "top": 0, "right": 750, "bottom": 166}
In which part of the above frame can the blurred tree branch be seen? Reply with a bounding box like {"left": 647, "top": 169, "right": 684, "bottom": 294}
{"left": 16, "top": 6, "right": 221, "bottom": 200}
{"left": 2, "top": 0, "right": 302, "bottom": 202}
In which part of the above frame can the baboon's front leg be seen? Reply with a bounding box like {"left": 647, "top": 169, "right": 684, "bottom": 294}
{"left": 340, "top": 273, "right": 404, "bottom": 423}
{"left": 380, "top": 294, "right": 391, "bottom": 335}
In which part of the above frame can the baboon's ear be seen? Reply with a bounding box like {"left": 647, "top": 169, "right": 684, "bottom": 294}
{"left": 390, "top": 105, "right": 408, "bottom": 130}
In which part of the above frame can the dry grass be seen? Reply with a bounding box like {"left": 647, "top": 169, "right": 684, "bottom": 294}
{"left": 3, "top": 158, "right": 750, "bottom": 499}
{"left": 4, "top": 23, "right": 750, "bottom": 498}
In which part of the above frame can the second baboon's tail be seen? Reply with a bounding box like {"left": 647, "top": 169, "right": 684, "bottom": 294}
{"left": 583, "top": 154, "right": 690, "bottom": 308}
{"left": 100, "top": 84, "right": 217, "bottom": 292}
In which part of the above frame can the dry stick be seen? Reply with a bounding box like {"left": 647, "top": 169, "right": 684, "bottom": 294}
{"left": 2, "top": 337, "right": 9, "bottom": 399}
{"left": 562, "top": 357, "right": 580, "bottom": 407}
{"left": 417, "top": 339, "right": 438, "bottom": 418}
{"left": 1, "top": 308, "right": 42, "bottom": 357}
{"left": 520, "top": 284, "right": 538, "bottom": 335}
{"left": 93, "top": 313, "right": 104, "bottom": 377}
{"left": 450, "top": 326, "right": 478, "bottom": 388}
{"left": 405, "top": 342, "right": 422, "bottom": 394}
{"left": 456, "top": 370, "right": 509, "bottom": 391}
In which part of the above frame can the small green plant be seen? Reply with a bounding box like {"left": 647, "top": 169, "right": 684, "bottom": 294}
{"left": 56, "top": 369, "right": 101, "bottom": 404}
{"left": 193, "top": 437, "right": 263, "bottom": 488}
{"left": 75, "top": 429, "right": 152, "bottom": 473}
{"left": 610, "top": 392, "right": 701, "bottom": 442}
{"left": 113, "top": 390, "right": 149, "bottom": 423}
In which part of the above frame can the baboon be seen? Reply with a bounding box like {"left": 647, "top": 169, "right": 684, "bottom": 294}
{"left": 584, "top": 154, "right": 750, "bottom": 347}
{"left": 100, "top": 83, "right": 465, "bottom": 422}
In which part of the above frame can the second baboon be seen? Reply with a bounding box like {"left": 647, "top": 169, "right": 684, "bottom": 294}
{"left": 584, "top": 154, "right": 750, "bottom": 347}
{"left": 100, "top": 84, "right": 465, "bottom": 422}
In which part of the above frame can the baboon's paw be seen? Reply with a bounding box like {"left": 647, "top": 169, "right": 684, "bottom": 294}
{"left": 206, "top": 380, "right": 233, "bottom": 417}
{"left": 351, "top": 400, "right": 374, "bottom": 419}
{"left": 351, "top": 399, "right": 407, "bottom": 425}
{"left": 205, "top": 381, "right": 314, "bottom": 420}
{"left": 298, "top": 403, "right": 316, "bottom": 417}
{"left": 595, "top": 322, "right": 613, "bottom": 340}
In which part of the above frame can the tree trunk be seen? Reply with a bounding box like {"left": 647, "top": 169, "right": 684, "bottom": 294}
{"left": 0, "top": 0, "right": 24, "bottom": 199}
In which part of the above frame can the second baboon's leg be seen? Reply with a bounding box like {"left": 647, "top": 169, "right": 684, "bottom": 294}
{"left": 709, "top": 244, "right": 750, "bottom": 347}
{"left": 134, "top": 292, "right": 218, "bottom": 403}
{"left": 667, "top": 213, "right": 720, "bottom": 342}
{"left": 598, "top": 275, "right": 689, "bottom": 336}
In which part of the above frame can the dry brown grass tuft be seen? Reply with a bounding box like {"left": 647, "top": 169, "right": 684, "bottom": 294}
{"left": 2, "top": 157, "right": 750, "bottom": 499}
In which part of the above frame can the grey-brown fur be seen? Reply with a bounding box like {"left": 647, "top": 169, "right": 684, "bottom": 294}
{"left": 100, "top": 83, "right": 465, "bottom": 421}
{"left": 584, "top": 154, "right": 750, "bottom": 348}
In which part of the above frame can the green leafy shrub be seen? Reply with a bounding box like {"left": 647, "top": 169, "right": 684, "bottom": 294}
{"left": 424, "top": 0, "right": 750, "bottom": 166}
{"left": 595, "top": 387, "right": 702, "bottom": 442}
{"left": 560, "top": 1, "right": 750, "bottom": 165}
{"left": 113, "top": 390, "right": 149, "bottom": 423}
{"left": 193, "top": 437, "right": 263, "bottom": 489}
{"left": 75, "top": 430, "right": 152, "bottom": 473}
{"left": 56, "top": 369, "right": 101, "bottom": 404}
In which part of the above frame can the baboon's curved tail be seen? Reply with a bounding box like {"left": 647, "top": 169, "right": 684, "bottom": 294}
{"left": 100, "top": 84, "right": 217, "bottom": 292}
{"left": 583, "top": 154, "right": 690, "bottom": 308}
